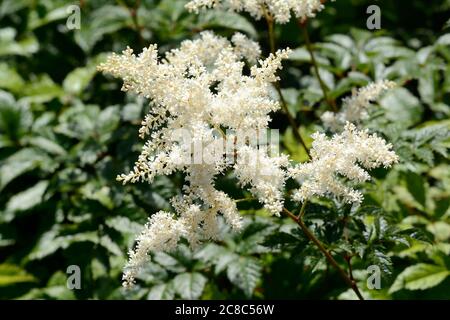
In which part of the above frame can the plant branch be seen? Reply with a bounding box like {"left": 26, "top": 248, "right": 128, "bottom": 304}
{"left": 345, "top": 255, "right": 356, "bottom": 282}
{"left": 276, "top": 84, "right": 311, "bottom": 158}
{"left": 282, "top": 207, "right": 365, "bottom": 300}
{"left": 297, "top": 200, "right": 308, "bottom": 219}
{"left": 234, "top": 197, "right": 256, "bottom": 203}
{"left": 263, "top": 8, "right": 310, "bottom": 158}
{"left": 299, "top": 20, "right": 337, "bottom": 112}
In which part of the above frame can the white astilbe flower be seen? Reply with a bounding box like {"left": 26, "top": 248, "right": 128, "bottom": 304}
{"left": 122, "top": 211, "right": 185, "bottom": 288}
{"left": 289, "top": 122, "right": 399, "bottom": 204}
{"left": 98, "top": 31, "right": 291, "bottom": 286}
{"left": 321, "top": 80, "right": 396, "bottom": 131}
{"left": 234, "top": 145, "right": 290, "bottom": 215}
{"left": 186, "top": 0, "right": 330, "bottom": 24}
{"left": 231, "top": 32, "right": 262, "bottom": 64}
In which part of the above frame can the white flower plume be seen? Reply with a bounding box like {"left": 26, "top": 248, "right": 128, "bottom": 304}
{"left": 289, "top": 122, "right": 399, "bottom": 204}
{"left": 98, "top": 31, "right": 291, "bottom": 287}
{"left": 186, "top": 0, "right": 330, "bottom": 24}
{"left": 321, "top": 80, "right": 396, "bottom": 131}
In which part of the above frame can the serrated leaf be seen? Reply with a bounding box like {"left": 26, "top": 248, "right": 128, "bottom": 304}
{"left": 0, "top": 148, "right": 44, "bottom": 191}
{"left": 380, "top": 88, "right": 423, "bottom": 129}
{"left": 226, "top": 257, "right": 261, "bottom": 297}
{"left": 28, "top": 136, "right": 66, "bottom": 156}
{"left": 105, "top": 216, "right": 142, "bottom": 234}
{"left": 405, "top": 172, "right": 427, "bottom": 208}
{"left": 389, "top": 263, "right": 449, "bottom": 293}
{"left": 153, "top": 252, "right": 187, "bottom": 273}
{"left": 194, "top": 243, "right": 225, "bottom": 263}
{"left": 29, "top": 230, "right": 99, "bottom": 260}
{"left": 147, "top": 282, "right": 175, "bottom": 300}
{"left": 173, "top": 272, "right": 207, "bottom": 300}
{"left": 100, "top": 235, "right": 123, "bottom": 256}
{"left": 6, "top": 180, "right": 48, "bottom": 213}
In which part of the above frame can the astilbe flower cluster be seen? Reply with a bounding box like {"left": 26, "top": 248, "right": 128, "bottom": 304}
{"left": 321, "top": 80, "right": 396, "bottom": 131}
{"left": 185, "top": 0, "right": 329, "bottom": 24}
{"left": 99, "top": 29, "right": 399, "bottom": 288}
{"left": 289, "top": 122, "right": 399, "bottom": 204}
{"left": 98, "top": 31, "right": 291, "bottom": 287}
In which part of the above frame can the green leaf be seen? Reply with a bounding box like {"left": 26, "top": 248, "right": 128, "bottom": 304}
{"left": 418, "top": 65, "right": 436, "bottom": 105}
{"left": 316, "top": 42, "right": 352, "bottom": 70}
{"left": 63, "top": 66, "right": 97, "bottom": 96}
{"left": 405, "top": 172, "right": 427, "bottom": 209}
{"left": 97, "top": 105, "right": 120, "bottom": 142}
{"left": 326, "top": 34, "right": 355, "bottom": 50}
{"left": 62, "top": 54, "right": 106, "bottom": 96}
{"left": 55, "top": 104, "right": 99, "bottom": 139}
{"left": 121, "top": 102, "right": 143, "bottom": 122}
{"left": 0, "top": 264, "right": 37, "bottom": 286}
{"left": 436, "top": 34, "right": 450, "bottom": 47}
{"left": 81, "top": 184, "right": 114, "bottom": 209}
{"left": 365, "top": 37, "right": 414, "bottom": 60}
{"left": 0, "top": 0, "right": 29, "bottom": 18}
{"left": 148, "top": 283, "right": 175, "bottom": 300}
{"left": 0, "top": 148, "right": 44, "bottom": 191}
{"left": 226, "top": 257, "right": 262, "bottom": 297}
{"left": 74, "top": 5, "right": 130, "bottom": 52}
{"left": 380, "top": 88, "right": 423, "bottom": 129}
{"left": 173, "top": 272, "right": 207, "bottom": 300}
{"left": 28, "top": 136, "right": 67, "bottom": 156}
{"left": 29, "top": 230, "right": 99, "bottom": 261}
{"left": 416, "top": 46, "right": 434, "bottom": 65}
{"left": 18, "top": 286, "right": 76, "bottom": 300}
{"left": 330, "top": 72, "right": 370, "bottom": 100}
{"left": 0, "top": 28, "right": 39, "bottom": 57}
{"left": 0, "top": 63, "right": 25, "bottom": 92}
{"left": 28, "top": 6, "right": 71, "bottom": 30}
{"left": 105, "top": 216, "right": 142, "bottom": 235}
{"left": 0, "top": 93, "right": 31, "bottom": 141}
{"left": 20, "top": 74, "right": 64, "bottom": 104}
{"left": 6, "top": 180, "right": 49, "bottom": 212}
{"left": 289, "top": 46, "right": 330, "bottom": 66}
{"left": 153, "top": 252, "right": 187, "bottom": 274}
{"left": 198, "top": 11, "right": 257, "bottom": 38}
{"left": 288, "top": 47, "right": 310, "bottom": 62}
{"left": 100, "top": 235, "right": 123, "bottom": 256}
{"left": 426, "top": 222, "right": 450, "bottom": 242}
{"left": 389, "top": 264, "right": 450, "bottom": 293}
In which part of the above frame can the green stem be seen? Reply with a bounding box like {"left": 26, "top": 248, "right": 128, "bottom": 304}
{"left": 263, "top": 9, "right": 310, "bottom": 159}
{"left": 297, "top": 200, "right": 308, "bottom": 219}
{"left": 299, "top": 21, "right": 337, "bottom": 112}
{"left": 283, "top": 207, "right": 365, "bottom": 300}
{"left": 234, "top": 197, "right": 256, "bottom": 203}
{"left": 276, "top": 83, "right": 311, "bottom": 159}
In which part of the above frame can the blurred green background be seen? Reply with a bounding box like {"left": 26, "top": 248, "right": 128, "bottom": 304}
{"left": 0, "top": 0, "right": 449, "bottom": 300}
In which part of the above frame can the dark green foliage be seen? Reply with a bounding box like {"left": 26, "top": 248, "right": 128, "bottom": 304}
{"left": 0, "top": 0, "right": 449, "bottom": 300}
